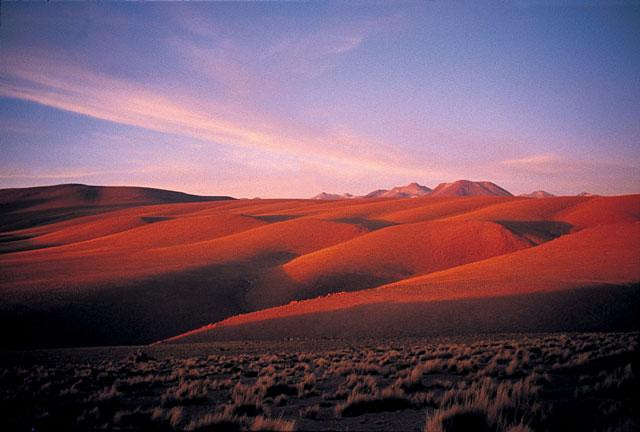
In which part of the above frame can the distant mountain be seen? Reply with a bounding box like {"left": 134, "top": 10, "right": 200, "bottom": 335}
{"left": 0, "top": 184, "right": 233, "bottom": 231}
{"left": 429, "top": 180, "right": 513, "bottom": 197}
{"left": 311, "top": 192, "right": 356, "bottom": 200}
{"left": 0, "top": 184, "right": 233, "bottom": 210}
{"left": 313, "top": 180, "right": 513, "bottom": 200}
{"left": 365, "top": 182, "right": 432, "bottom": 198}
{"left": 577, "top": 192, "right": 599, "bottom": 197}
{"left": 363, "top": 189, "right": 387, "bottom": 198}
{"left": 520, "top": 191, "right": 555, "bottom": 199}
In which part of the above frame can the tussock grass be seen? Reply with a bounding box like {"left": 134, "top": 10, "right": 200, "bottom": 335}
{"left": 161, "top": 378, "right": 208, "bottom": 406}
{"left": 336, "top": 384, "right": 414, "bottom": 417}
{"left": 4, "top": 332, "right": 638, "bottom": 431}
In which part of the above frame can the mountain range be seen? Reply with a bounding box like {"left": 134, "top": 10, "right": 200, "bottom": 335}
{"left": 313, "top": 180, "right": 599, "bottom": 200}
{"left": 314, "top": 180, "right": 540, "bottom": 200}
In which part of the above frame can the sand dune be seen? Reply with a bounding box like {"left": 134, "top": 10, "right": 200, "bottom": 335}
{"left": 1, "top": 186, "right": 638, "bottom": 348}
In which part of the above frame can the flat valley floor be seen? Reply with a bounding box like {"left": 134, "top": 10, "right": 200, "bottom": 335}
{"left": 1, "top": 332, "right": 638, "bottom": 432}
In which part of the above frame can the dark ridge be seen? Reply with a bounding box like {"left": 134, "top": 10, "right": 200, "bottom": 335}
{"left": 0, "top": 234, "right": 32, "bottom": 243}
{"left": 495, "top": 220, "right": 573, "bottom": 244}
{"left": 140, "top": 216, "right": 173, "bottom": 224}
{"left": 249, "top": 214, "right": 301, "bottom": 223}
{"left": 332, "top": 217, "right": 397, "bottom": 231}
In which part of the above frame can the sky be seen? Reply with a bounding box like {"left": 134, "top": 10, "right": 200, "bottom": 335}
{"left": 1, "top": 1, "right": 639, "bottom": 198}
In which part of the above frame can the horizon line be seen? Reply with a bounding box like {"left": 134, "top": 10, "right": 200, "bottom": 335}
{"left": 1, "top": 181, "right": 638, "bottom": 200}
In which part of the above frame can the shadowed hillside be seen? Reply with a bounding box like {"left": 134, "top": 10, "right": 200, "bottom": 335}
{"left": 0, "top": 184, "right": 233, "bottom": 232}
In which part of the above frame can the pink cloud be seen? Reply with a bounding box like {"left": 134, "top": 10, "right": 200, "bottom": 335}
{"left": 0, "top": 48, "right": 443, "bottom": 185}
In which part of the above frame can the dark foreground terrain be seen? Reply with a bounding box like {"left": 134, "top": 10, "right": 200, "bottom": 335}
{"left": 1, "top": 333, "right": 638, "bottom": 431}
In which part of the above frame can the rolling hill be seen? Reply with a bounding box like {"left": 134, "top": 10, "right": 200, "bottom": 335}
{"left": 1, "top": 183, "right": 638, "bottom": 348}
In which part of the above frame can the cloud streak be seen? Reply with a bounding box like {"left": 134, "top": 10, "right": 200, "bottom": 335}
{"left": 0, "top": 169, "right": 133, "bottom": 180}
{"left": 500, "top": 154, "right": 556, "bottom": 167}
{"left": 499, "top": 154, "right": 565, "bottom": 174}
{"left": 0, "top": 46, "right": 443, "bottom": 186}
{"left": 0, "top": 162, "right": 197, "bottom": 181}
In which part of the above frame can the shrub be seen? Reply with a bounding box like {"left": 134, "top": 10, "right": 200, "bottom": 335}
{"left": 336, "top": 384, "right": 414, "bottom": 417}
{"left": 250, "top": 416, "right": 296, "bottom": 431}
{"left": 425, "top": 375, "right": 540, "bottom": 432}
{"left": 161, "top": 379, "right": 208, "bottom": 406}
{"left": 184, "top": 411, "right": 244, "bottom": 432}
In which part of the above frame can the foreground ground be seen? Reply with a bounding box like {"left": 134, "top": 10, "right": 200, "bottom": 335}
{"left": 1, "top": 332, "right": 638, "bottom": 431}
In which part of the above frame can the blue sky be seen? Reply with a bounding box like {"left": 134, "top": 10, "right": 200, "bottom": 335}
{"left": 1, "top": 1, "right": 639, "bottom": 197}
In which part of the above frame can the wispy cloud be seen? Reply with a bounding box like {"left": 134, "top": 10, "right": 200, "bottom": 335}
{"left": 499, "top": 153, "right": 637, "bottom": 174}
{"left": 254, "top": 29, "right": 366, "bottom": 62}
{"left": 500, "top": 154, "right": 556, "bottom": 167}
{"left": 492, "top": 152, "right": 640, "bottom": 195}
{"left": 498, "top": 153, "right": 569, "bottom": 175}
{"left": 0, "top": 169, "right": 130, "bottom": 180}
{"left": 170, "top": 19, "right": 372, "bottom": 96}
{"left": 0, "top": 46, "right": 441, "bottom": 184}
{"left": 0, "top": 162, "right": 197, "bottom": 181}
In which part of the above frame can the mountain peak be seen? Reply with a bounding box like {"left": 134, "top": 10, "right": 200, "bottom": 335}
{"left": 430, "top": 180, "right": 512, "bottom": 197}
{"left": 368, "top": 182, "right": 432, "bottom": 198}
{"left": 520, "top": 190, "right": 555, "bottom": 199}
{"left": 311, "top": 192, "right": 355, "bottom": 200}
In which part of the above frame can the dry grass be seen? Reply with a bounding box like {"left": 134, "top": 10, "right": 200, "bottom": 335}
{"left": 426, "top": 375, "right": 541, "bottom": 431}
{"left": 250, "top": 415, "right": 296, "bottom": 431}
{"left": 2, "top": 332, "right": 637, "bottom": 431}
{"left": 336, "top": 383, "right": 414, "bottom": 417}
{"left": 161, "top": 378, "right": 209, "bottom": 406}
{"left": 184, "top": 411, "right": 245, "bottom": 431}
